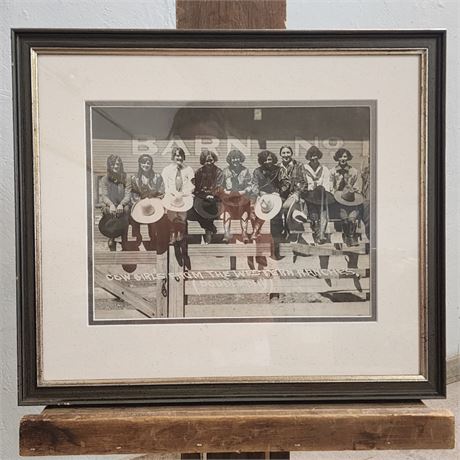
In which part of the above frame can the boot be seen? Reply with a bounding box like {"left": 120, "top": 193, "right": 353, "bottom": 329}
{"left": 222, "top": 231, "right": 232, "bottom": 243}
{"left": 204, "top": 229, "right": 213, "bottom": 244}
{"left": 173, "top": 242, "right": 183, "bottom": 267}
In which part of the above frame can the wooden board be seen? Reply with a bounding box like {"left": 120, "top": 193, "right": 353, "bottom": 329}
{"left": 176, "top": 0, "right": 286, "bottom": 30}
{"left": 281, "top": 242, "right": 368, "bottom": 256}
{"left": 20, "top": 403, "right": 454, "bottom": 456}
{"left": 168, "top": 245, "right": 185, "bottom": 317}
{"left": 189, "top": 254, "right": 371, "bottom": 271}
{"left": 94, "top": 250, "right": 157, "bottom": 265}
{"left": 187, "top": 243, "right": 272, "bottom": 257}
{"left": 155, "top": 251, "right": 168, "bottom": 318}
{"left": 94, "top": 268, "right": 157, "bottom": 318}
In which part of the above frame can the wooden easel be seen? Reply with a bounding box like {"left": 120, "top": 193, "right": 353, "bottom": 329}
{"left": 21, "top": 403, "right": 454, "bottom": 457}
{"left": 20, "top": 2, "right": 454, "bottom": 458}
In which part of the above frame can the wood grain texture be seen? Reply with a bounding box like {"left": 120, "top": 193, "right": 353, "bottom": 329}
{"left": 176, "top": 0, "right": 286, "bottom": 30}
{"left": 20, "top": 403, "right": 454, "bottom": 456}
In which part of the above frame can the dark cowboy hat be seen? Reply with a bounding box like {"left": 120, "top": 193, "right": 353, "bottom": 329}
{"left": 304, "top": 186, "right": 335, "bottom": 205}
{"left": 221, "top": 191, "right": 250, "bottom": 208}
{"left": 334, "top": 188, "right": 364, "bottom": 206}
{"left": 98, "top": 213, "right": 129, "bottom": 238}
{"left": 193, "top": 196, "right": 222, "bottom": 220}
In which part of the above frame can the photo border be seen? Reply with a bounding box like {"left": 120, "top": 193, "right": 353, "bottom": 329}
{"left": 87, "top": 100, "right": 377, "bottom": 325}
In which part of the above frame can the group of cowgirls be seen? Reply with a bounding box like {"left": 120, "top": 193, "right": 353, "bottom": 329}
{"left": 98, "top": 144, "right": 369, "bottom": 269}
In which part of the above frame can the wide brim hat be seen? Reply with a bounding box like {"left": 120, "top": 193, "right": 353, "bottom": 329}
{"left": 304, "top": 186, "right": 335, "bottom": 205}
{"left": 162, "top": 193, "right": 194, "bottom": 212}
{"left": 193, "top": 196, "right": 222, "bottom": 220}
{"left": 286, "top": 200, "right": 309, "bottom": 224}
{"left": 221, "top": 192, "right": 250, "bottom": 208}
{"left": 334, "top": 189, "right": 364, "bottom": 206}
{"left": 98, "top": 213, "right": 129, "bottom": 238}
{"left": 254, "top": 194, "right": 282, "bottom": 221}
{"left": 131, "top": 198, "right": 165, "bottom": 224}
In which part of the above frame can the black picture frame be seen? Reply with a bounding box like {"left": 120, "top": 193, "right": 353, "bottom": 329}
{"left": 13, "top": 29, "right": 445, "bottom": 405}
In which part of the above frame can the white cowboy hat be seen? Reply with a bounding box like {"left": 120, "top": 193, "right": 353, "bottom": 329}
{"left": 131, "top": 198, "right": 165, "bottom": 224}
{"left": 287, "top": 199, "right": 309, "bottom": 224}
{"left": 254, "top": 194, "right": 282, "bottom": 221}
{"left": 162, "top": 193, "right": 194, "bottom": 212}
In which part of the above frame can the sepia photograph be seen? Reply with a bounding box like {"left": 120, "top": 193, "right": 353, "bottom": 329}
{"left": 88, "top": 101, "right": 376, "bottom": 323}
{"left": 14, "top": 30, "right": 444, "bottom": 403}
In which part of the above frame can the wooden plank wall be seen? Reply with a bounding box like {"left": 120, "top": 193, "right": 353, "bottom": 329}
{"left": 92, "top": 138, "right": 369, "bottom": 177}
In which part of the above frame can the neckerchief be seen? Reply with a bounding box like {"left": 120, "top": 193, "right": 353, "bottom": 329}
{"left": 281, "top": 160, "right": 295, "bottom": 175}
{"left": 304, "top": 163, "right": 324, "bottom": 186}
{"left": 335, "top": 164, "right": 351, "bottom": 191}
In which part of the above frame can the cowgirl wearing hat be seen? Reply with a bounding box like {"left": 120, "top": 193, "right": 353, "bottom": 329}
{"left": 130, "top": 154, "right": 169, "bottom": 254}
{"left": 189, "top": 150, "right": 224, "bottom": 244}
{"left": 161, "top": 147, "right": 195, "bottom": 244}
{"left": 161, "top": 147, "right": 194, "bottom": 268}
{"left": 302, "top": 146, "right": 334, "bottom": 245}
{"left": 100, "top": 154, "right": 132, "bottom": 252}
{"left": 278, "top": 145, "right": 307, "bottom": 239}
{"left": 251, "top": 150, "right": 283, "bottom": 241}
{"left": 221, "top": 149, "right": 253, "bottom": 243}
{"left": 330, "top": 148, "right": 363, "bottom": 247}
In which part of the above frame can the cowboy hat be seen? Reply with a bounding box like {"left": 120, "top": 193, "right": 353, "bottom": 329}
{"left": 254, "top": 194, "right": 282, "bottom": 221}
{"left": 162, "top": 193, "right": 194, "bottom": 212}
{"left": 334, "top": 188, "right": 364, "bottom": 206}
{"left": 286, "top": 199, "right": 309, "bottom": 224}
{"left": 98, "top": 213, "right": 129, "bottom": 238}
{"left": 193, "top": 196, "right": 222, "bottom": 220}
{"left": 131, "top": 198, "right": 165, "bottom": 224}
{"left": 221, "top": 191, "right": 250, "bottom": 208}
{"left": 304, "top": 186, "right": 335, "bottom": 206}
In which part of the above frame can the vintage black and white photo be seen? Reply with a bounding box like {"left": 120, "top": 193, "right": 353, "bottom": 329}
{"left": 14, "top": 30, "right": 445, "bottom": 403}
{"left": 88, "top": 102, "right": 375, "bottom": 323}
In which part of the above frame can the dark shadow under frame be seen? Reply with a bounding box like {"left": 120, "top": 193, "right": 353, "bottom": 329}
{"left": 12, "top": 29, "right": 445, "bottom": 405}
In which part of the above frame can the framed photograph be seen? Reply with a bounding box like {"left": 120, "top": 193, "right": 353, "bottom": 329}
{"left": 13, "top": 30, "right": 445, "bottom": 405}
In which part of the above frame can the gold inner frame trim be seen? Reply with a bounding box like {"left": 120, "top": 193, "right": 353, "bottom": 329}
{"left": 30, "top": 47, "right": 429, "bottom": 387}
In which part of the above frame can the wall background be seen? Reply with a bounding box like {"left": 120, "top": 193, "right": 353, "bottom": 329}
{"left": 0, "top": 1, "right": 458, "bottom": 459}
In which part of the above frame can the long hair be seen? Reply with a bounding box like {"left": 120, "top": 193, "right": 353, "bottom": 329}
{"left": 137, "top": 154, "right": 154, "bottom": 178}
{"left": 199, "top": 149, "right": 218, "bottom": 165}
{"left": 106, "top": 154, "right": 126, "bottom": 184}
